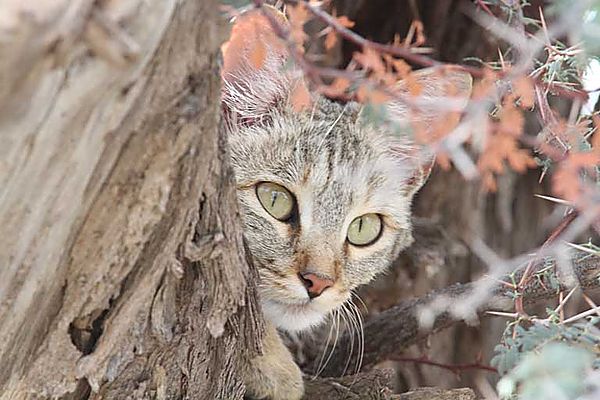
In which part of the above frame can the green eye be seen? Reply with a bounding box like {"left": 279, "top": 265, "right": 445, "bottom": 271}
{"left": 256, "top": 182, "right": 295, "bottom": 221}
{"left": 347, "top": 214, "right": 382, "bottom": 246}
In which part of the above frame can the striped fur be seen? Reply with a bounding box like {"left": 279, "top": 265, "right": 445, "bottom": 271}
{"left": 227, "top": 97, "right": 423, "bottom": 332}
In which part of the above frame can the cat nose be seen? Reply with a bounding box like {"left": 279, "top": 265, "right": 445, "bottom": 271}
{"left": 298, "top": 272, "right": 334, "bottom": 299}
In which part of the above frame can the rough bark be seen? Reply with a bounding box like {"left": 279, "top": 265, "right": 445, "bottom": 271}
{"left": 2, "top": 1, "right": 596, "bottom": 399}
{"left": 304, "top": 370, "right": 477, "bottom": 400}
{"left": 0, "top": 1, "right": 261, "bottom": 399}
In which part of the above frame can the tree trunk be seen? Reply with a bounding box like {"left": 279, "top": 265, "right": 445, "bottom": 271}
{"left": 0, "top": 1, "right": 261, "bottom": 398}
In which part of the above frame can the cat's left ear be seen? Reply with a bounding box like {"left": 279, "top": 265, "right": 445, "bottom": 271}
{"left": 372, "top": 66, "right": 473, "bottom": 197}
{"left": 221, "top": 7, "right": 310, "bottom": 125}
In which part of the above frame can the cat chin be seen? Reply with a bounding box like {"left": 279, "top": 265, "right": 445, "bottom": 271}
{"left": 261, "top": 298, "right": 329, "bottom": 332}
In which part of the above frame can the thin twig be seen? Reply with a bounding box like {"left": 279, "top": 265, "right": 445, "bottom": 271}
{"left": 391, "top": 355, "right": 498, "bottom": 375}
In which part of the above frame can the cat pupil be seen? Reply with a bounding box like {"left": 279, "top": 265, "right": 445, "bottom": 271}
{"left": 270, "top": 192, "right": 278, "bottom": 208}
{"left": 358, "top": 217, "right": 363, "bottom": 233}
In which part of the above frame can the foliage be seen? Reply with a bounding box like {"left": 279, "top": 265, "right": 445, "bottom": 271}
{"left": 492, "top": 318, "right": 600, "bottom": 399}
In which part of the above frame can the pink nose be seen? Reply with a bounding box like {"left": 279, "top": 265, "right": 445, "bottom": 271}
{"left": 298, "top": 272, "right": 334, "bottom": 299}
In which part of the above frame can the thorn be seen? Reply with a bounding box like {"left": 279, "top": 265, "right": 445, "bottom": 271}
{"left": 565, "top": 242, "right": 600, "bottom": 255}
{"left": 486, "top": 311, "right": 519, "bottom": 318}
{"left": 534, "top": 194, "right": 573, "bottom": 206}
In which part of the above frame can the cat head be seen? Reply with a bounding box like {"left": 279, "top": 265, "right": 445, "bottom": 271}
{"left": 221, "top": 8, "right": 472, "bottom": 332}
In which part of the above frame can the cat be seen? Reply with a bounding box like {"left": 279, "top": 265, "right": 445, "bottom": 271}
{"left": 221, "top": 7, "right": 472, "bottom": 400}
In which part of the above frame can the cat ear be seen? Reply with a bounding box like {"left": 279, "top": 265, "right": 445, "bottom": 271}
{"left": 221, "top": 7, "right": 310, "bottom": 126}
{"left": 386, "top": 66, "right": 473, "bottom": 129}
{"left": 377, "top": 66, "right": 473, "bottom": 197}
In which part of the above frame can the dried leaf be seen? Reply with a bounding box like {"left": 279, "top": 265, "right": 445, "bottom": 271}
{"left": 222, "top": 8, "right": 287, "bottom": 79}
{"left": 392, "top": 59, "right": 412, "bottom": 78}
{"left": 411, "top": 20, "right": 426, "bottom": 46}
{"left": 320, "top": 77, "right": 350, "bottom": 98}
{"left": 553, "top": 152, "right": 600, "bottom": 202}
{"left": 472, "top": 70, "right": 497, "bottom": 99}
{"left": 324, "top": 30, "right": 337, "bottom": 50}
{"left": 353, "top": 48, "right": 386, "bottom": 77}
{"left": 290, "top": 82, "right": 311, "bottom": 111}
{"left": 250, "top": 38, "right": 267, "bottom": 69}
{"left": 477, "top": 127, "right": 536, "bottom": 191}
{"left": 288, "top": 3, "right": 309, "bottom": 47}
{"left": 513, "top": 77, "right": 535, "bottom": 109}
{"left": 592, "top": 115, "right": 600, "bottom": 152}
{"left": 498, "top": 101, "right": 525, "bottom": 137}
{"left": 336, "top": 15, "right": 355, "bottom": 28}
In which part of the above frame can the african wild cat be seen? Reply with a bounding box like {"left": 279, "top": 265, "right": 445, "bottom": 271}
{"left": 221, "top": 7, "right": 472, "bottom": 400}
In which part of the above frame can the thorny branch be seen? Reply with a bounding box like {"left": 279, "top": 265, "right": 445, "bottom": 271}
{"left": 249, "top": 0, "right": 597, "bottom": 187}
{"left": 389, "top": 355, "right": 498, "bottom": 376}
{"left": 317, "top": 252, "right": 600, "bottom": 377}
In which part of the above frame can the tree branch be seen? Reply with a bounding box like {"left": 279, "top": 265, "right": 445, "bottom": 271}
{"left": 318, "top": 253, "right": 600, "bottom": 377}
{"left": 303, "top": 369, "right": 477, "bottom": 400}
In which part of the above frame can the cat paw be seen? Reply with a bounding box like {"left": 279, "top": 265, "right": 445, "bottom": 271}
{"left": 243, "top": 356, "right": 304, "bottom": 400}
{"left": 243, "top": 322, "right": 304, "bottom": 400}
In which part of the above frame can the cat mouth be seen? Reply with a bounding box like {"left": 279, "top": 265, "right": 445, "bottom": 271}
{"left": 259, "top": 288, "right": 349, "bottom": 332}
{"left": 261, "top": 297, "right": 330, "bottom": 332}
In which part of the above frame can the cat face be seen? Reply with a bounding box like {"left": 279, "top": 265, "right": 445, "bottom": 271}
{"left": 228, "top": 100, "right": 420, "bottom": 331}
{"left": 221, "top": 8, "right": 472, "bottom": 332}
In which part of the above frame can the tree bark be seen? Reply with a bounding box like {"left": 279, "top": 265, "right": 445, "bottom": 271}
{"left": 0, "top": 1, "right": 261, "bottom": 399}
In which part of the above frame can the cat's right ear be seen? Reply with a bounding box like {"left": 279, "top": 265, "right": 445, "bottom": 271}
{"left": 221, "top": 7, "right": 310, "bottom": 126}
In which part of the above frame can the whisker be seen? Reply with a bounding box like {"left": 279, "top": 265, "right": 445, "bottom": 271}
{"left": 340, "top": 303, "right": 356, "bottom": 377}
{"left": 315, "top": 306, "right": 341, "bottom": 377}
{"left": 345, "top": 297, "right": 365, "bottom": 378}
{"left": 352, "top": 291, "right": 369, "bottom": 314}
{"left": 349, "top": 299, "right": 365, "bottom": 376}
{"left": 313, "top": 309, "right": 336, "bottom": 380}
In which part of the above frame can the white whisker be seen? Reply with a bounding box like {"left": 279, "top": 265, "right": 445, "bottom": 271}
{"left": 340, "top": 303, "right": 356, "bottom": 376}
{"left": 346, "top": 296, "right": 365, "bottom": 378}
{"left": 313, "top": 310, "right": 337, "bottom": 380}
{"left": 315, "top": 307, "right": 341, "bottom": 378}
{"left": 352, "top": 292, "right": 369, "bottom": 314}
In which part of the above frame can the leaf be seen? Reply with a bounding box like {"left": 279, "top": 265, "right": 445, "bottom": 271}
{"left": 290, "top": 82, "right": 311, "bottom": 112}
{"left": 477, "top": 127, "right": 536, "bottom": 192}
{"left": 410, "top": 20, "right": 426, "bottom": 46}
{"left": 287, "top": 3, "right": 310, "bottom": 47}
{"left": 324, "top": 30, "right": 337, "bottom": 50}
{"left": 222, "top": 8, "right": 288, "bottom": 79}
{"left": 250, "top": 38, "right": 267, "bottom": 69}
{"left": 336, "top": 15, "right": 355, "bottom": 28}
{"left": 319, "top": 77, "right": 350, "bottom": 98}
{"left": 553, "top": 151, "right": 600, "bottom": 202}
{"left": 353, "top": 48, "right": 386, "bottom": 76}
{"left": 513, "top": 77, "right": 535, "bottom": 109}
{"left": 391, "top": 59, "right": 411, "bottom": 78}
{"left": 592, "top": 114, "right": 600, "bottom": 151}
{"left": 498, "top": 95, "right": 525, "bottom": 136}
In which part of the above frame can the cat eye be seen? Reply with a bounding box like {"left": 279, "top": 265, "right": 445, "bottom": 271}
{"left": 347, "top": 214, "right": 382, "bottom": 246}
{"left": 256, "top": 182, "right": 295, "bottom": 221}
